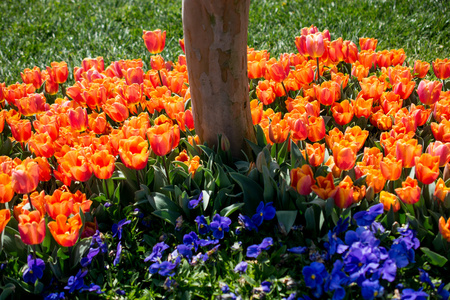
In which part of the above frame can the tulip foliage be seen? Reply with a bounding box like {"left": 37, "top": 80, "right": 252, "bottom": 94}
{"left": 0, "top": 24, "right": 450, "bottom": 299}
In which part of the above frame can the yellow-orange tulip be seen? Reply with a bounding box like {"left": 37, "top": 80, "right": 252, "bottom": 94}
{"left": 0, "top": 174, "right": 14, "bottom": 204}
{"left": 59, "top": 149, "right": 93, "bottom": 182}
{"left": 0, "top": 209, "right": 10, "bottom": 233}
{"left": 119, "top": 136, "right": 149, "bottom": 170}
{"left": 413, "top": 60, "right": 430, "bottom": 78}
{"left": 434, "top": 178, "right": 450, "bottom": 202}
{"left": 379, "top": 191, "right": 400, "bottom": 212}
{"left": 306, "top": 143, "right": 325, "bottom": 167}
{"left": 415, "top": 153, "right": 440, "bottom": 185}
{"left": 439, "top": 217, "right": 450, "bottom": 242}
{"left": 332, "top": 140, "right": 358, "bottom": 171}
{"left": 307, "top": 116, "right": 326, "bottom": 142}
{"left": 147, "top": 124, "right": 180, "bottom": 157}
{"left": 18, "top": 210, "right": 46, "bottom": 245}
{"left": 380, "top": 154, "right": 402, "bottom": 181}
{"left": 331, "top": 100, "right": 354, "bottom": 125}
{"left": 91, "top": 150, "right": 116, "bottom": 180}
{"left": 11, "top": 158, "right": 39, "bottom": 195}
{"left": 359, "top": 37, "right": 378, "bottom": 51}
{"left": 48, "top": 214, "right": 83, "bottom": 247}
{"left": 311, "top": 172, "right": 336, "bottom": 200}
{"left": 331, "top": 175, "right": 365, "bottom": 209}
{"left": 432, "top": 58, "right": 450, "bottom": 80}
{"left": 290, "top": 164, "right": 316, "bottom": 195}
{"left": 395, "top": 139, "right": 423, "bottom": 168}
{"left": 395, "top": 177, "right": 421, "bottom": 205}
{"left": 46, "top": 61, "right": 69, "bottom": 84}
{"left": 142, "top": 29, "right": 166, "bottom": 54}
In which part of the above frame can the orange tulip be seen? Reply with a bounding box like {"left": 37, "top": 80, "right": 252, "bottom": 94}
{"left": 147, "top": 124, "right": 180, "bottom": 156}
{"left": 417, "top": 80, "right": 442, "bottom": 106}
{"left": 431, "top": 119, "right": 450, "bottom": 143}
{"left": 413, "top": 60, "right": 430, "bottom": 78}
{"left": 434, "top": 178, "right": 450, "bottom": 202}
{"left": 44, "top": 189, "right": 74, "bottom": 219}
{"left": 296, "top": 33, "right": 325, "bottom": 58}
{"left": 0, "top": 209, "right": 10, "bottom": 233}
{"left": 362, "top": 147, "right": 383, "bottom": 168}
{"left": 119, "top": 136, "right": 149, "bottom": 170}
{"left": 18, "top": 210, "right": 46, "bottom": 245}
{"left": 46, "top": 61, "right": 69, "bottom": 84}
{"left": 124, "top": 67, "right": 144, "bottom": 85}
{"left": 358, "top": 50, "right": 377, "bottom": 69}
{"left": 11, "top": 158, "right": 39, "bottom": 195}
{"left": 150, "top": 55, "right": 165, "bottom": 71}
{"left": 380, "top": 154, "right": 402, "bottom": 181}
{"left": 164, "top": 95, "right": 185, "bottom": 119}
{"left": 268, "top": 119, "right": 290, "bottom": 144}
{"left": 415, "top": 153, "right": 440, "bottom": 185}
{"left": 250, "top": 100, "right": 263, "bottom": 125}
{"left": 248, "top": 59, "right": 267, "bottom": 79}
{"left": 16, "top": 93, "right": 49, "bottom": 117}
{"left": 332, "top": 140, "right": 358, "bottom": 171}
{"left": 288, "top": 114, "right": 308, "bottom": 142}
{"left": 395, "top": 139, "right": 423, "bottom": 168}
{"left": 290, "top": 164, "right": 316, "bottom": 195}
{"left": 351, "top": 61, "right": 370, "bottom": 81}
{"left": 327, "top": 38, "right": 345, "bottom": 63}
{"left": 103, "top": 97, "right": 129, "bottom": 123}
{"left": 439, "top": 217, "right": 450, "bottom": 242}
{"left": 359, "top": 38, "right": 378, "bottom": 51}
{"left": 395, "top": 177, "right": 421, "bottom": 205}
{"left": 306, "top": 143, "right": 325, "bottom": 167}
{"left": 256, "top": 80, "right": 276, "bottom": 105}
{"left": 14, "top": 191, "right": 46, "bottom": 220}
{"left": 266, "top": 57, "right": 290, "bottom": 83}
{"left": 311, "top": 172, "right": 336, "bottom": 200}
{"left": 426, "top": 141, "right": 450, "bottom": 167}
{"left": 67, "top": 106, "right": 88, "bottom": 132}
{"left": 432, "top": 58, "right": 450, "bottom": 80}
{"left": 342, "top": 40, "right": 358, "bottom": 64}
{"left": 379, "top": 191, "right": 400, "bottom": 212}
{"left": 48, "top": 214, "right": 82, "bottom": 247}
{"left": 35, "top": 157, "right": 52, "bottom": 182}
{"left": 365, "top": 168, "right": 386, "bottom": 194}
{"left": 307, "top": 116, "right": 326, "bottom": 142}
{"left": 314, "top": 81, "right": 341, "bottom": 106}
{"left": 142, "top": 29, "right": 166, "bottom": 54}
{"left": 91, "top": 150, "right": 116, "bottom": 180}
{"left": 21, "top": 67, "right": 43, "bottom": 89}
{"left": 325, "top": 156, "right": 342, "bottom": 178}
{"left": 331, "top": 175, "right": 365, "bottom": 209}
{"left": 331, "top": 100, "right": 354, "bottom": 125}
{"left": 9, "top": 119, "right": 32, "bottom": 144}
{"left": 59, "top": 149, "right": 93, "bottom": 182}
{"left": 325, "top": 127, "right": 344, "bottom": 149}
{"left": 0, "top": 174, "right": 14, "bottom": 204}
{"left": 28, "top": 133, "right": 55, "bottom": 158}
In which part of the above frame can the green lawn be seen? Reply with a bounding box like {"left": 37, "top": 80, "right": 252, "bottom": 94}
{"left": 1, "top": 0, "right": 449, "bottom": 85}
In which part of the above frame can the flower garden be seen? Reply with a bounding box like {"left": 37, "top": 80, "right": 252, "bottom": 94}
{"left": 1, "top": 2, "right": 450, "bottom": 299}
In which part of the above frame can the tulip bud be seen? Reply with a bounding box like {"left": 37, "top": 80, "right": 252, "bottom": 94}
{"left": 365, "top": 185, "right": 374, "bottom": 202}
{"left": 444, "top": 163, "right": 450, "bottom": 182}
{"left": 256, "top": 151, "right": 266, "bottom": 173}
{"left": 220, "top": 134, "right": 230, "bottom": 152}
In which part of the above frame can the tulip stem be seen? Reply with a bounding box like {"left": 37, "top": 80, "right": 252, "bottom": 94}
{"left": 104, "top": 179, "right": 111, "bottom": 200}
{"left": 157, "top": 70, "right": 163, "bottom": 87}
{"left": 162, "top": 155, "right": 171, "bottom": 185}
{"left": 27, "top": 193, "right": 35, "bottom": 211}
{"left": 33, "top": 245, "right": 37, "bottom": 260}
{"left": 136, "top": 170, "right": 141, "bottom": 190}
{"left": 315, "top": 57, "right": 320, "bottom": 84}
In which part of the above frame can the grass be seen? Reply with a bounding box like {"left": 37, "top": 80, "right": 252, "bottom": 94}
{"left": 0, "top": 0, "right": 449, "bottom": 85}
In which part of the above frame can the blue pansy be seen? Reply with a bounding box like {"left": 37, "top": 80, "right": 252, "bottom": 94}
{"left": 234, "top": 261, "right": 248, "bottom": 273}
{"left": 23, "top": 254, "right": 45, "bottom": 284}
{"left": 209, "top": 214, "right": 231, "bottom": 240}
{"left": 112, "top": 219, "right": 131, "bottom": 240}
{"left": 177, "top": 244, "right": 193, "bottom": 260}
{"left": 113, "top": 241, "right": 122, "bottom": 266}
{"left": 353, "top": 203, "right": 384, "bottom": 227}
{"left": 188, "top": 192, "right": 203, "bottom": 209}
{"left": 251, "top": 201, "right": 276, "bottom": 227}
{"left": 261, "top": 281, "right": 272, "bottom": 293}
{"left": 361, "top": 279, "right": 384, "bottom": 300}
{"left": 238, "top": 214, "right": 258, "bottom": 231}
{"left": 302, "top": 262, "right": 328, "bottom": 298}
{"left": 288, "top": 246, "right": 308, "bottom": 254}
{"left": 64, "top": 269, "right": 88, "bottom": 293}
{"left": 194, "top": 215, "right": 210, "bottom": 235}
{"left": 401, "top": 288, "right": 429, "bottom": 300}
{"left": 246, "top": 237, "right": 273, "bottom": 258}
{"left": 44, "top": 292, "right": 65, "bottom": 300}
{"left": 144, "top": 242, "right": 170, "bottom": 263}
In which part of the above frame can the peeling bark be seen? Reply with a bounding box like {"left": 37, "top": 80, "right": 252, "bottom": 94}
{"left": 182, "top": 0, "right": 256, "bottom": 159}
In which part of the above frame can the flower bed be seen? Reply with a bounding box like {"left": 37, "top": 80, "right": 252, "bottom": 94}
{"left": 0, "top": 26, "right": 450, "bottom": 299}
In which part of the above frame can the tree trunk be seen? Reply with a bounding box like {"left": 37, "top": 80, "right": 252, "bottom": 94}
{"left": 182, "top": 0, "right": 255, "bottom": 160}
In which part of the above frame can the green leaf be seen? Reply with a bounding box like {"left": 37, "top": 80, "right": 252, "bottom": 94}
{"left": 215, "top": 163, "right": 232, "bottom": 188}
{"left": 0, "top": 283, "right": 15, "bottom": 300}
{"left": 420, "top": 247, "right": 448, "bottom": 267}
{"left": 148, "top": 192, "right": 181, "bottom": 213}
{"left": 202, "top": 190, "right": 212, "bottom": 211}
{"left": 276, "top": 210, "right": 297, "bottom": 234}
{"left": 220, "top": 203, "right": 245, "bottom": 217}
{"left": 70, "top": 238, "right": 91, "bottom": 268}
{"left": 115, "top": 162, "right": 137, "bottom": 191}
{"left": 305, "top": 206, "right": 316, "bottom": 235}
{"left": 57, "top": 247, "right": 70, "bottom": 260}
{"left": 230, "top": 172, "right": 264, "bottom": 215}
{"left": 152, "top": 210, "right": 181, "bottom": 226}
{"left": 262, "top": 165, "right": 276, "bottom": 203}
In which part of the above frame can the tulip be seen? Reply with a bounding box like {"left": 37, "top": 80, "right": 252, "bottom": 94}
{"left": 103, "top": 97, "right": 129, "bottom": 122}
{"left": 119, "top": 136, "right": 149, "bottom": 170}
{"left": 351, "top": 61, "right": 370, "bottom": 81}
{"left": 11, "top": 158, "right": 39, "bottom": 195}
{"left": 413, "top": 60, "right": 430, "bottom": 78}
{"left": 268, "top": 119, "right": 290, "bottom": 144}
{"left": 328, "top": 38, "right": 344, "bottom": 63}
{"left": 362, "top": 147, "right": 383, "bottom": 168}
{"left": 395, "top": 139, "right": 423, "bottom": 168}
{"left": 59, "top": 149, "right": 93, "bottom": 182}
{"left": 48, "top": 214, "right": 83, "bottom": 247}
{"left": 325, "top": 156, "right": 342, "bottom": 178}
{"left": 306, "top": 143, "right": 325, "bottom": 167}
{"left": 427, "top": 141, "right": 450, "bottom": 167}
{"left": 431, "top": 119, "right": 450, "bottom": 143}
{"left": 314, "top": 81, "right": 341, "bottom": 106}
{"left": 342, "top": 40, "right": 358, "bottom": 64}
{"left": 147, "top": 123, "right": 180, "bottom": 157}
{"left": 0, "top": 209, "right": 10, "bottom": 233}
{"left": 250, "top": 100, "right": 263, "bottom": 125}
{"left": 125, "top": 67, "right": 144, "bottom": 85}
{"left": 179, "top": 39, "right": 185, "bottom": 53}
{"left": 71, "top": 190, "right": 92, "bottom": 215}
{"left": 9, "top": 119, "right": 32, "bottom": 144}
{"left": 434, "top": 178, "right": 450, "bottom": 202}
{"left": 359, "top": 37, "right": 378, "bottom": 51}
{"left": 290, "top": 165, "right": 316, "bottom": 195}
{"left": 380, "top": 154, "right": 402, "bottom": 181}
{"left": 14, "top": 191, "right": 46, "bottom": 220}
{"left": 439, "top": 216, "right": 450, "bottom": 242}
{"left": 44, "top": 189, "right": 74, "bottom": 219}
{"left": 46, "top": 61, "right": 68, "bottom": 84}
{"left": 379, "top": 191, "right": 400, "bottom": 212}
{"left": 68, "top": 106, "right": 88, "bottom": 132}
{"left": 28, "top": 133, "right": 55, "bottom": 158}
{"left": 415, "top": 153, "right": 440, "bottom": 185}
{"left": 359, "top": 76, "right": 385, "bottom": 101}
{"left": 311, "top": 172, "right": 335, "bottom": 200}
{"left": 432, "top": 58, "right": 450, "bottom": 80}
{"left": 331, "top": 176, "right": 365, "bottom": 209}
{"left": 266, "top": 57, "right": 290, "bottom": 83}
{"left": 417, "top": 80, "right": 442, "bottom": 106}
{"left": 142, "top": 29, "right": 166, "bottom": 54}
{"left": 365, "top": 168, "right": 386, "bottom": 194}
{"left": 331, "top": 100, "right": 354, "bottom": 125}
{"left": 248, "top": 59, "right": 267, "bottom": 80}
{"left": 18, "top": 210, "right": 46, "bottom": 245}
{"left": 91, "top": 150, "right": 116, "bottom": 180}
{"left": 332, "top": 140, "right": 358, "bottom": 171}
{"left": 0, "top": 173, "right": 14, "bottom": 204}
{"left": 307, "top": 116, "right": 326, "bottom": 142}
{"left": 256, "top": 80, "right": 276, "bottom": 105}
{"left": 395, "top": 177, "right": 421, "bottom": 205}
{"left": 325, "top": 127, "right": 344, "bottom": 149}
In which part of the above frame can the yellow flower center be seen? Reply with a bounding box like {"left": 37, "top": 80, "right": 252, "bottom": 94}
{"left": 260, "top": 212, "right": 263, "bottom": 217}
{"left": 374, "top": 291, "right": 378, "bottom": 297}
{"left": 311, "top": 274, "right": 315, "bottom": 280}
{"left": 219, "top": 227, "right": 222, "bottom": 231}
